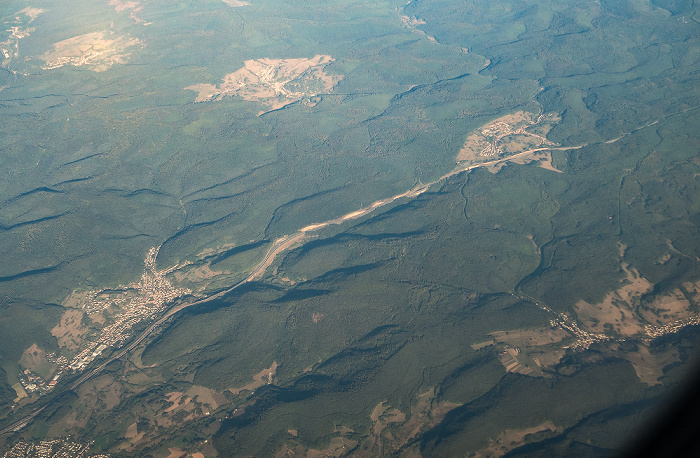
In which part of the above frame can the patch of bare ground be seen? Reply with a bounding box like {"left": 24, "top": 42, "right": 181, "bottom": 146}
{"left": 488, "top": 150, "right": 562, "bottom": 174}
{"left": 398, "top": 13, "right": 439, "bottom": 43}
{"left": 167, "top": 451, "right": 206, "bottom": 458}
{"left": 457, "top": 111, "right": 560, "bottom": 164}
{"left": 639, "top": 288, "right": 694, "bottom": 326}
{"left": 17, "top": 7, "right": 45, "bottom": 21}
{"left": 118, "top": 421, "right": 145, "bottom": 449}
{"left": 366, "top": 400, "right": 407, "bottom": 455}
{"left": 109, "top": 0, "right": 151, "bottom": 23}
{"left": 529, "top": 348, "right": 566, "bottom": 367}
{"left": 186, "top": 385, "right": 228, "bottom": 411}
{"left": 197, "top": 243, "right": 236, "bottom": 257}
{"left": 355, "top": 389, "right": 460, "bottom": 457}
{"left": 622, "top": 344, "right": 678, "bottom": 386}
{"left": 41, "top": 31, "right": 141, "bottom": 71}
{"left": 488, "top": 328, "right": 569, "bottom": 376}
{"left": 683, "top": 279, "right": 700, "bottom": 304}
{"left": 275, "top": 388, "right": 459, "bottom": 457}
{"left": 222, "top": 0, "right": 250, "bottom": 6}
{"left": 277, "top": 435, "right": 359, "bottom": 458}
{"left": 307, "top": 437, "right": 359, "bottom": 458}
{"left": 51, "top": 308, "right": 88, "bottom": 352}
{"left": 172, "top": 264, "right": 228, "bottom": 283}
{"left": 157, "top": 391, "right": 199, "bottom": 428}
{"left": 490, "top": 328, "right": 569, "bottom": 347}
{"left": 19, "top": 344, "right": 56, "bottom": 379}
{"left": 389, "top": 388, "right": 460, "bottom": 450}
{"left": 471, "top": 422, "right": 559, "bottom": 457}
{"left": 498, "top": 347, "right": 533, "bottom": 375}
{"left": 185, "top": 55, "right": 342, "bottom": 114}
{"left": 229, "top": 361, "right": 277, "bottom": 395}
{"left": 124, "top": 421, "right": 138, "bottom": 439}
{"left": 574, "top": 263, "right": 651, "bottom": 337}
{"left": 471, "top": 340, "right": 494, "bottom": 351}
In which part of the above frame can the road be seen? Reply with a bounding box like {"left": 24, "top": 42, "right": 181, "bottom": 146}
{"left": 0, "top": 143, "right": 581, "bottom": 436}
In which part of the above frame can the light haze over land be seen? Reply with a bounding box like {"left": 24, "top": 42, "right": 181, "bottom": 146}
{"left": 1, "top": 0, "right": 700, "bottom": 456}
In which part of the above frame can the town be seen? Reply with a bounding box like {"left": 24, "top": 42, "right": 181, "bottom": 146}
{"left": 539, "top": 303, "right": 612, "bottom": 351}
{"left": 2, "top": 439, "right": 109, "bottom": 458}
{"left": 67, "top": 247, "right": 192, "bottom": 373}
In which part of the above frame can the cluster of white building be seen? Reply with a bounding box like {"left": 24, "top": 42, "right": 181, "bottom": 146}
{"left": 644, "top": 315, "right": 700, "bottom": 339}
{"left": 18, "top": 353, "right": 69, "bottom": 396}
{"left": 538, "top": 304, "right": 611, "bottom": 351}
{"left": 68, "top": 247, "right": 191, "bottom": 373}
{"left": 2, "top": 439, "right": 109, "bottom": 458}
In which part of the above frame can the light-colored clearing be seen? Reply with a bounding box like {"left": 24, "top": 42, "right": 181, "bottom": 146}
{"left": 185, "top": 55, "right": 342, "bottom": 113}
{"left": 489, "top": 150, "right": 562, "bottom": 173}
{"left": 683, "top": 279, "right": 700, "bottom": 304}
{"left": 230, "top": 361, "right": 278, "bottom": 396}
{"left": 623, "top": 344, "right": 678, "bottom": 386}
{"left": 18, "top": 7, "right": 45, "bottom": 21}
{"left": 490, "top": 328, "right": 569, "bottom": 347}
{"left": 124, "top": 422, "right": 138, "bottom": 439}
{"left": 498, "top": 348, "right": 532, "bottom": 375}
{"left": 164, "top": 391, "right": 186, "bottom": 413}
{"left": 574, "top": 263, "right": 651, "bottom": 336}
{"left": 51, "top": 309, "right": 87, "bottom": 352}
{"left": 12, "top": 382, "right": 27, "bottom": 401}
{"left": 173, "top": 264, "right": 227, "bottom": 282}
{"left": 639, "top": 288, "right": 693, "bottom": 326}
{"left": 166, "top": 448, "right": 187, "bottom": 458}
{"left": 306, "top": 437, "right": 358, "bottom": 458}
{"left": 185, "top": 385, "right": 228, "bottom": 410}
{"left": 457, "top": 111, "right": 560, "bottom": 163}
{"left": 109, "top": 0, "right": 151, "bottom": 24}
{"left": 471, "top": 340, "right": 494, "bottom": 350}
{"left": 19, "top": 343, "right": 52, "bottom": 376}
{"left": 222, "top": 0, "right": 250, "bottom": 6}
{"left": 41, "top": 31, "right": 140, "bottom": 72}
{"left": 109, "top": 0, "right": 141, "bottom": 13}
{"left": 197, "top": 243, "right": 236, "bottom": 257}
{"left": 473, "top": 422, "right": 558, "bottom": 457}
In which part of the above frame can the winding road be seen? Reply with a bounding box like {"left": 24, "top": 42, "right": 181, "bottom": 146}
{"left": 0, "top": 140, "right": 604, "bottom": 436}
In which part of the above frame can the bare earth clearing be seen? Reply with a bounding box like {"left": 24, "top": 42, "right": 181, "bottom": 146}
{"left": 109, "top": 0, "right": 151, "bottom": 24}
{"left": 277, "top": 388, "right": 459, "bottom": 457}
{"left": 41, "top": 32, "right": 141, "bottom": 72}
{"left": 473, "top": 422, "right": 559, "bottom": 457}
{"left": 185, "top": 55, "right": 342, "bottom": 114}
{"left": 458, "top": 111, "right": 560, "bottom": 162}
{"left": 222, "top": 0, "right": 250, "bottom": 6}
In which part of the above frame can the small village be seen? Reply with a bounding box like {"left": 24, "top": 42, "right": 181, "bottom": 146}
{"left": 477, "top": 113, "right": 557, "bottom": 158}
{"left": 66, "top": 247, "right": 191, "bottom": 373}
{"left": 538, "top": 304, "right": 612, "bottom": 351}
{"left": 15, "top": 247, "right": 192, "bottom": 400}
{"left": 2, "top": 439, "right": 110, "bottom": 458}
{"left": 644, "top": 315, "right": 700, "bottom": 339}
